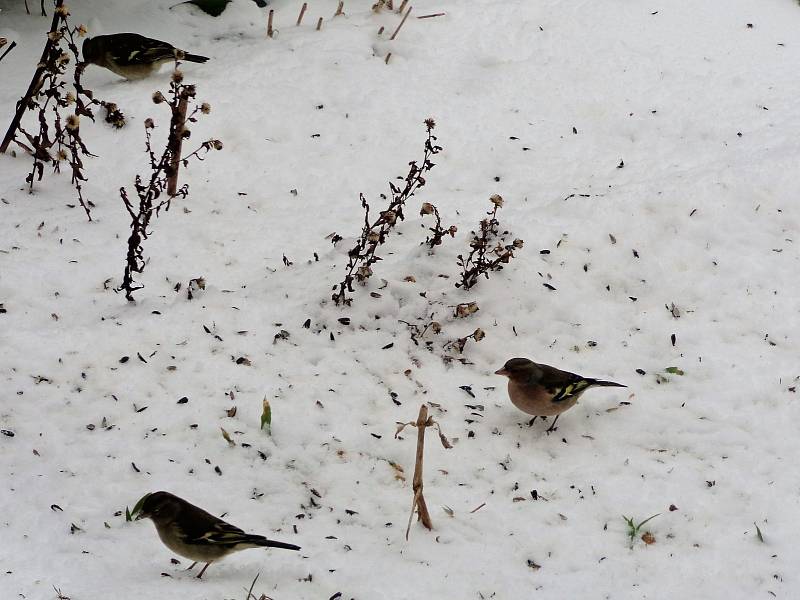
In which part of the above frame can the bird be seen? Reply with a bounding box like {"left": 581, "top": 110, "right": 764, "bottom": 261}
{"left": 136, "top": 491, "right": 300, "bottom": 579}
{"left": 81, "top": 33, "right": 209, "bottom": 80}
{"left": 495, "top": 358, "right": 625, "bottom": 432}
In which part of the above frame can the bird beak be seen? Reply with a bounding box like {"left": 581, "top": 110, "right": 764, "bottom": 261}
{"left": 134, "top": 511, "right": 149, "bottom": 521}
{"left": 495, "top": 368, "right": 510, "bottom": 376}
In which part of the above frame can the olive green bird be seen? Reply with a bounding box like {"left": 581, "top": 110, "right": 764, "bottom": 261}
{"left": 82, "top": 33, "right": 209, "bottom": 80}
{"left": 495, "top": 358, "right": 626, "bottom": 432}
{"left": 136, "top": 491, "right": 300, "bottom": 578}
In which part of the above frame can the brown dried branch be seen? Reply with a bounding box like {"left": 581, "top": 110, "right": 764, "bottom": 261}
{"left": 390, "top": 5, "right": 412, "bottom": 40}
{"left": 118, "top": 66, "right": 221, "bottom": 301}
{"left": 0, "top": 1, "right": 64, "bottom": 154}
{"left": 455, "top": 194, "right": 523, "bottom": 291}
{"left": 443, "top": 327, "right": 485, "bottom": 355}
{"left": 331, "top": 119, "right": 442, "bottom": 306}
{"left": 0, "top": 40, "right": 17, "bottom": 64}
{"left": 420, "top": 201, "right": 456, "bottom": 249}
{"left": 1, "top": 1, "right": 125, "bottom": 220}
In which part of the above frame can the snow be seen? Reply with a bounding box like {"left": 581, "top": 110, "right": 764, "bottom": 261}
{"left": 2, "top": 0, "right": 800, "bottom": 598}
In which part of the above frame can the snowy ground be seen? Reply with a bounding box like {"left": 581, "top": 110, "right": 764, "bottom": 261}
{"left": 2, "top": 0, "right": 800, "bottom": 598}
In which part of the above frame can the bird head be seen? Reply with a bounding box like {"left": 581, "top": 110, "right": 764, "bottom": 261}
{"left": 136, "top": 491, "right": 181, "bottom": 523}
{"left": 495, "top": 357, "right": 534, "bottom": 377}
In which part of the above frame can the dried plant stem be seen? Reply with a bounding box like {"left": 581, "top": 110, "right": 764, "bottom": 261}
{"left": 417, "top": 12, "right": 445, "bottom": 19}
{"left": 390, "top": 5, "right": 412, "bottom": 40}
{"left": 384, "top": 52, "right": 392, "bottom": 64}
{"left": 267, "top": 9, "right": 274, "bottom": 37}
{"left": 316, "top": 17, "right": 323, "bottom": 31}
{"left": 0, "top": 0, "right": 64, "bottom": 154}
{"left": 296, "top": 2, "right": 307, "bottom": 25}
{"left": 331, "top": 119, "right": 441, "bottom": 306}
{"left": 0, "top": 40, "right": 16, "bottom": 64}
{"left": 334, "top": 1, "right": 344, "bottom": 17}
{"left": 397, "top": 0, "right": 408, "bottom": 13}
{"left": 166, "top": 94, "right": 189, "bottom": 196}
{"left": 406, "top": 404, "right": 433, "bottom": 539}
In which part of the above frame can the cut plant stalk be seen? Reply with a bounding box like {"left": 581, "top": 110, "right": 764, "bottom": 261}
{"left": 396, "top": 404, "right": 452, "bottom": 539}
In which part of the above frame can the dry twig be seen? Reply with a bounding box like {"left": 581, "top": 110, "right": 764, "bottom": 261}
{"left": 456, "top": 195, "right": 523, "bottom": 290}
{"left": 118, "top": 65, "right": 221, "bottom": 301}
{"left": 390, "top": 5, "right": 412, "bottom": 40}
{"left": 331, "top": 119, "right": 441, "bottom": 305}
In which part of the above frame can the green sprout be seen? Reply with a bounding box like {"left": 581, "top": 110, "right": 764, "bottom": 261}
{"left": 126, "top": 492, "right": 151, "bottom": 521}
{"left": 622, "top": 513, "right": 660, "bottom": 549}
{"left": 261, "top": 397, "right": 272, "bottom": 434}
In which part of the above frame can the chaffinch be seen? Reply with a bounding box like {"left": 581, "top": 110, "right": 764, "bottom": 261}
{"left": 82, "top": 33, "right": 209, "bottom": 80}
{"left": 495, "top": 358, "right": 625, "bottom": 432}
{"left": 136, "top": 491, "right": 300, "bottom": 578}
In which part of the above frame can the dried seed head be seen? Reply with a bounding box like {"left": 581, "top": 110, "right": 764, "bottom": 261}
{"left": 356, "top": 265, "right": 373, "bottom": 280}
{"left": 181, "top": 128, "right": 191, "bottom": 139}
{"left": 513, "top": 238, "right": 524, "bottom": 248}
{"left": 77, "top": 24, "right": 88, "bottom": 37}
{"left": 211, "top": 139, "right": 223, "bottom": 150}
{"left": 424, "top": 118, "right": 436, "bottom": 130}
{"left": 48, "top": 31, "right": 63, "bottom": 42}
{"left": 200, "top": 102, "right": 211, "bottom": 114}
{"left": 65, "top": 114, "right": 80, "bottom": 131}
{"left": 171, "top": 69, "right": 184, "bottom": 83}
{"left": 473, "top": 328, "right": 486, "bottom": 342}
{"left": 144, "top": 118, "right": 155, "bottom": 129}
{"left": 456, "top": 302, "right": 479, "bottom": 318}
{"left": 381, "top": 210, "right": 397, "bottom": 224}
{"left": 448, "top": 225, "right": 458, "bottom": 236}
{"left": 641, "top": 532, "right": 656, "bottom": 545}
{"left": 56, "top": 149, "right": 68, "bottom": 161}
{"left": 152, "top": 91, "right": 165, "bottom": 104}
{"left": 65, "top": 92, "right": 76, "bottom": 105}
{"left": 55, "top": 4, "right": 69, "bottom": 15}
{"left": 430, "top": 321, "right": 442, "bottom": 334}
{"left": 367, "top": 231, "right": 380, "bottom": 243}
{"left": 57, "top": 52, "right": 70, "bottom": 66}
{"left": 420, "top": 202, "right": 435, "bottom": 215}
{"left": 490, "top": 194, "right": 504, "bottom": 207}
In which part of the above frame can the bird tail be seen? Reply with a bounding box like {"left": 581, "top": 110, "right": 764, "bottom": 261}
{"left": 590, "top": 379, "right": 626, "bottom": 388}
{"left": 184, "top": 53, "right": 210, "bottom": 63}
{"left": 246, "top": 535, "right": 301, "bottom": 551}
{"left": 261, "top": 539, "right": 302, "bottom": 551}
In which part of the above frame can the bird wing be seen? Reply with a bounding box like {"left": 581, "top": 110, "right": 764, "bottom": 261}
{"left": 190, "top": 520, "right": 264, "bottom": 547}
{"left": 534, "top": 363, "right": 592, "bottom": 403}
{"left": 109, "top": 34, "right": 177, "bottom": 66}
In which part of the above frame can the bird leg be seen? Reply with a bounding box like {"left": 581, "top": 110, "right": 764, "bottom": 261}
{"left": 545, "top": 415, "right": 560, "bottom": 433}
{"left": 196, "top": 562, "right": 212, "bottom": 579}
{"left": 185, "top": 561, "right": 197, "bottom": 571}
